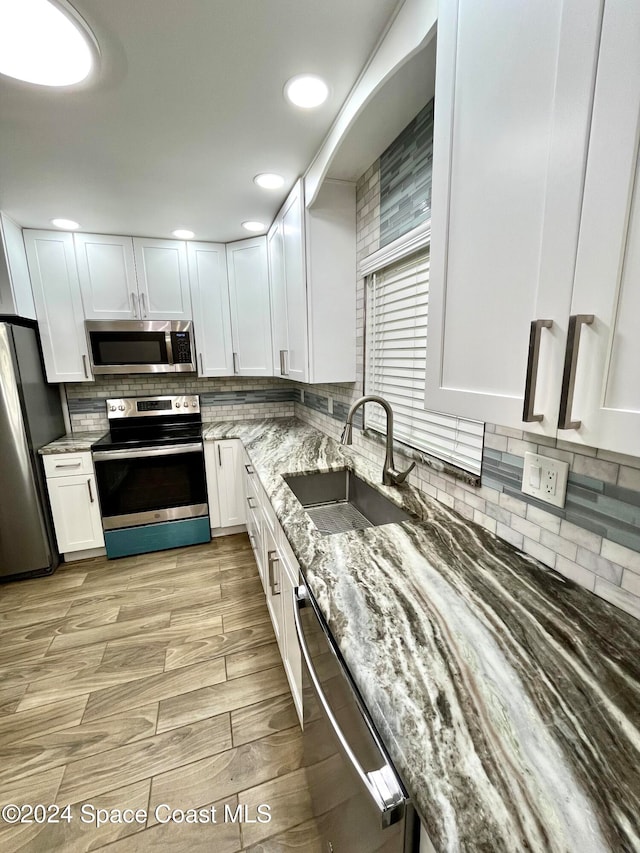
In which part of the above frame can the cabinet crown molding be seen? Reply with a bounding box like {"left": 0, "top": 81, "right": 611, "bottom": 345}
{"left": 358, "top": 221, "right": 430, "bottom": 277}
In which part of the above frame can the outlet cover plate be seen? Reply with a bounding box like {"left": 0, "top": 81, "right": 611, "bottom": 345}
{"left": 521, "top": 452, "right": 569, "bottom": 508}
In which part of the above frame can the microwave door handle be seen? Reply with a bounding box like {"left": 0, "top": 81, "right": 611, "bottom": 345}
{"left": 165, "top": 331, "right": 174, "bottom": 366}
{"left": 293, "top": 587, "right": 405, "bottom": 828}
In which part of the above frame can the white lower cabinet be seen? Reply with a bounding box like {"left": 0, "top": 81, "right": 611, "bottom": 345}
{"left": 241, "top": 448, "right": 303, "bottom": 723}
{"left": 205, "top": 439, "right": 246, "bottom": 529}
{"left": 44, "top": 453, "right": 104, "bottom": 554}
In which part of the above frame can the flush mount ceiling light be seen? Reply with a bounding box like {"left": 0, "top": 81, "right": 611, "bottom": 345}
{"left": 254, "top": 173, "right": 285, "bottom": 190}
{"left": 51, "top": 217, "right": 80, "bottom": 229}
{"left": 0, "top": 0, "right": 96, "bottom": 87}
{"left": 284, "top": 74, "right": 329, "bottom": 109}
{"left": 242, "top": 221, "right": 265, "bottom": 233}
{"left": 171, "top": 229, "right": 195, "bottom": 240}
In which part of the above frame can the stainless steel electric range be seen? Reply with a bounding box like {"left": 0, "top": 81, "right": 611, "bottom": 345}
{"left": 91, "top": 395, "right": 210, "bottom": 559}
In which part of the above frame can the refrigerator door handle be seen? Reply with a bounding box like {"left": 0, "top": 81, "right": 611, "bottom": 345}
{"left": 293, "top": 586, "right": 405, "bottom": 828}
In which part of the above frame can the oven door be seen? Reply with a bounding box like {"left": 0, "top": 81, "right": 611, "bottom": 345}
{"left": 92, "top": 443, "right": 208, "bottom": 529}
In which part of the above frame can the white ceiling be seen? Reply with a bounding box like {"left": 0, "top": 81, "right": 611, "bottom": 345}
{"left": 0, "top": 0, "right": 402, "bottom": 243}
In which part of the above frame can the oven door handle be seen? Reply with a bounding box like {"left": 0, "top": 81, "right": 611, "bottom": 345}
{"left": 92, "top": 442, "right": 203, "bottom": 461}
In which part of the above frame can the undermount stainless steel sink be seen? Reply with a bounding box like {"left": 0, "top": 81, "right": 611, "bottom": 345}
{"left": 283, "top": 469, "right": 410, "bottom": 535}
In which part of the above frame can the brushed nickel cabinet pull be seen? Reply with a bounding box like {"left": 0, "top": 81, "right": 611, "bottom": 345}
{"left": 279, "top": 349, "right": 287, "bottom": 376}
{"left": 140, "top": 292, "right": 147, "bottom": 317}
{"left": 247, "top": 496, "right": 256, "bottom": 509}
{"left": 558, "top": 314, "right": 594, "bottom": 430}
{"left": 217, "top": 444, "right": 222, "bottom": 466}
{"left": 244, "top": 463, "right": 254, "bottom": 475}
{"left": 232, "top": 352, "right": 239, "bottom": 374}
{"left": 268, "top": 549, "right": 280, "bottom": 596}
{"left": 131, "top": 291, "right": 137, "bottom": 317}
{"left": 522, "top": 319, "right": 552, "bottom": 422}
{"left": 82, "top": 354, "right": 89, "bottom": 379}
{"left": 87, "top": 478, "right": 94, "bottom": 503}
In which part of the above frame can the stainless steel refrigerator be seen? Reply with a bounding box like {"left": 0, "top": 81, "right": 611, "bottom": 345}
{"left": 0, "top": 317, "right": 65, "bottom": 580}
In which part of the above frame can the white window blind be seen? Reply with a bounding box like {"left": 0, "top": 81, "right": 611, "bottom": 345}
{"left": 366, "top": 249, "right": 484, "bottom": 475}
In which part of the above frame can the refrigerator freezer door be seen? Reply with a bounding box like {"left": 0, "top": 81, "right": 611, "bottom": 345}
{"left": 0, "top": 324, "right": 54, "bottom": 576}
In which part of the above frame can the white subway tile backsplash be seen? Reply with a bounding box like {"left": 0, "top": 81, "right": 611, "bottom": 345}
{"left": 556, "top": 556, "right": 597, "bottom": 591}
{"left": 522, "top": 537, "right": 556, "bottom": 568}
{"left": 496, "top": 522, "right": 523, "bottom": 550}
{"left": 594, "top": 578, "right": 640, "bottom": 620}
{"left": 571, "top": 454, "right": 619, "bottom": 484}
{"left": 575, "top": 547, "right": 623, "bottom": 585}
{"left": 525, "top": 505, "right": 562, "bottom": 535}
{"left": 559, "top": 520, "right": 602, "bottom": 553}
{"left": 600, "top": 539, "right": 640, "bottom": 574}
{"left": 498, "top": 492, "right": 527, "bottom": 518}
{"left": 539, "top": 530, "right": 578, "bottom": 562}
{"left": 510, "top": 515, "right": 542, "bottom": 542}
{"left": 621, "top": 570, "right": 640, "bottom": 597}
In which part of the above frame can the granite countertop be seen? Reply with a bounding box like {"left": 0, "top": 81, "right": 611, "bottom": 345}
{"left": 38, "top": 431, "right": 107, "bottom": 455}
{"left": 203, "top": 418, "right": 640, "bottom": 853}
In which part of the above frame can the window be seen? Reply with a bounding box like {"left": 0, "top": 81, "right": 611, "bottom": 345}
{"left": 365, "top": 248, "right": 484, "bottom": 475}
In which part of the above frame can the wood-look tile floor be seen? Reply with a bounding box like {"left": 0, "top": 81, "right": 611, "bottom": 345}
{"left": 0, "top": 533, "right": 322, "bottom": 852}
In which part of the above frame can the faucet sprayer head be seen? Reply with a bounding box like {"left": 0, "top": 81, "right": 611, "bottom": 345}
{"left": 340, "top": 423, "right": 353, "bottom": 445}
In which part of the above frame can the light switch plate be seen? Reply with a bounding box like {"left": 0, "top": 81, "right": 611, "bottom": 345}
{"left": 521, "top": 452, "right": 569, "bottom": 508}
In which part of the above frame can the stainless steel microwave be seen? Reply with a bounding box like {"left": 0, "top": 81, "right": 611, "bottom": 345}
{"left": 85, "top": 320, "right": 196, "bottom": 374}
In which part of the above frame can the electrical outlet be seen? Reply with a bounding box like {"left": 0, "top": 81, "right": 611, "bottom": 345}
{"left": 521, "top": 452, "right": 569, "bottom": 508}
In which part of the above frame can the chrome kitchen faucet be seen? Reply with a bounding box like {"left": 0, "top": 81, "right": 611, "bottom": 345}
{"left": 340, "top": 395, "right": 416, "bottom": 486}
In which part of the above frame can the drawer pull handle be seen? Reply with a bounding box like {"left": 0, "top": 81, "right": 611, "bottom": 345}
{"left": 54, "top": 462, "right": 82, "bottom": 469}
{"left": 244, "top": 464, "right": 254, "bottom": 475}
{"left": 558, "top": 314, "right": 594, "bottom": 430}
{"left": 522, "top": 319, "right": 552, "bottom": 423}
{"left": 268, "top": 549, "right": 280, "bottom": 596}
{"left": 247, "top": 496, "right": 257, "bottom": 509}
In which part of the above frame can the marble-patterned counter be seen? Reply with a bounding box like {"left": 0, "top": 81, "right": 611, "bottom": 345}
{"left": 204, "top": 419, "right": 640, "bottom": 853}
{"left": 38, "top": 431, "right": 107, "bottom": 454}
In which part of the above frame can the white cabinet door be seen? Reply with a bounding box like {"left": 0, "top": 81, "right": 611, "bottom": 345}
{"left": 281, "top": 180, "right": 308, "bottom": 382}
{"left": 188, "top": 242, "right": 233, "bottom": 376}
{"left": 263, "top": 524, "right": 283, "bottom": 647}
{"left": 559, "top": 1, "right": 640, "bottom": 457}
{"left": 215, "top": 439, "right": 246, "bottom": 527}
{"left": 0, "top": 213, "right": 36, "bottom": 319}
{"left": 46, "top": 473, "right": 104, "bottom": 553}
{"left": 427, "top": 0, "right": 603, "bottom": 433}
{"left": 226, "top": 236, "right": 273, "bottom": 376}
{"left": 277, "top": 537, "right": 302, "bottom": 723}
{"left": 267, "top": 218, "right": 288, "bottom": 376}
{"left": 75, "top": 233, "right": 138, "bottom": 320}
{"left": 133, "top": 238, "right": 191, "bottom": 320}
{"left": 24, "top": 230, "right": 93, "bottom": 383}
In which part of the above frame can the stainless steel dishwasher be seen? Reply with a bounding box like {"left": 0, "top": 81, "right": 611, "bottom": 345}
{"left": 294, "top": 584, "right": 418, "bottom": 853}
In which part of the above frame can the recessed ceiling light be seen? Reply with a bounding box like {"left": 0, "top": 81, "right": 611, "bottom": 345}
{"left": 284, "top": 74, "right": 329, "bottom": 109}
{"left": 242, "top": 221, "right": 265, "bottom": 233}
{"left": 0, "top": 0, "right": 96, "bottom": 87}
{"left": 51, "top": 218, "right": 80, "bottom": 230}
{"left": 254, "top": 173, "right": 284, "bottom": 190}
{"left": 172, "top": 229, "right": 195, "bottom": 240}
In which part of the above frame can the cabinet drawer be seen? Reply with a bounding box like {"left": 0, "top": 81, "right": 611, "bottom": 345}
{"left": 43, "top": 452, "right": 94, "bottom": 478}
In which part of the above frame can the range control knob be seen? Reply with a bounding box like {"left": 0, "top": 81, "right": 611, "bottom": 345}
{"left": 109, "top": 406, "right": 116, "bottom": 412}
{"left": 118, "top": 405, "right": 125, "bottom": 411}
{"left": 191, "top": 401, "right": 197, "bottom": 407}
{"left": 175, "top": 402, "right": 181, "bottom": 408}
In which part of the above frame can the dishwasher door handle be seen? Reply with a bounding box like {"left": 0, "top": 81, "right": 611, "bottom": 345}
{"left": 293, "top": 586, "right": 405, "bottom": 829}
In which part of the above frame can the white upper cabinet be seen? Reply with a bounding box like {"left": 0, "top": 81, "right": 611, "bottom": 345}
{"left": 76, "top": 234, "right": 191, "bottom": 321}
{"left": 560, "top": 1, "right": 640, "bottom": 457}
{"left": 0, "top": 213, "right": 36, "bottom": 319}
{"left": 429, "top": 0, "right": 640, "bottom": 457}
{"left": 187, "top": 242, "right": 233, "bottom": 376}
{"left": 226, "top": 236, "right": 273, "bottom": 376}
{"left": 24, "top": 230, "right": 93, "bottom": 383}
{"left": 428, "top": 0, "right": 603, "bottom": 436}
{"left": 280, "top": 181, "right": 308, "bottom": 382}
{"left": 75, "top": 233, "right": 138, "bottom": 320}
{"left": 268, "top": 217, "right": 288, "bottom": 377}
{"left": 267, "top": 178, "right": 356, "bottom": 385}
{"left": 132, "top": 238, "right": 191, "bottom": 320}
